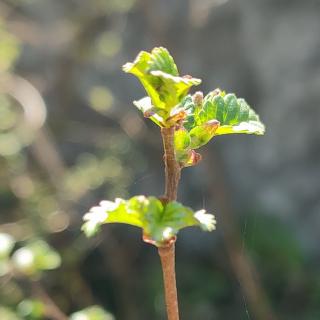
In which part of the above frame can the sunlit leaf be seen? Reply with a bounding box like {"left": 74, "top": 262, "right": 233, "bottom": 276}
{"left": 174, "top": 127, "right": 191, "bottom": 151}
{"left": 173, "top": 127, "right": 203, "bottom": 166}
{"left": 195, "top": 90, "right": 265, "bottom": 135}
{"left": 82, "top": 198, "right": 143, "bottom": 237}
{"left": 173, "top": 89, "right": 265, "bottom": 167}
{"left": 123, "top": 47, "right": 201, "bottom": 120}
{"left": 189, "top": 120, "right": 220, "bottom": 149}
{"left": 181, "top": 94, "right": 198, "bottom": 131}
{"left": 82, "top": 196, "right": 216, "bottom": 246}
{"left": 133, "top": 96, "right": 164, "bottom": 127}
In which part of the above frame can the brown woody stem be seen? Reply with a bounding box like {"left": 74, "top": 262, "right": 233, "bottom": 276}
{"left": 159, "top": 243, "right": 179, "bottom": 320}
{"left": 158, "top": 126, "right": 181, "bottom": 320}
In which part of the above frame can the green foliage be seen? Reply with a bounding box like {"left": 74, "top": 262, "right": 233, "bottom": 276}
{"left": 0, "top": 306, "right": 21, "bottom": 320}
{"left": 83, "top": 46, "right": 265, "bottom": 244}
{"left": 17, "top": 299, "right": 45, "bottom": 319}
{"left": 189, "top": 120, "right": 220, "bottom": 149}
{"left": 70, "top": 306, "right": 114, "bottom": 320}
{"left": 0, "top": 20, "right": 20, "bottom": 72}
{"left": 82, "top": 196, "right": 215, "bottom": 246}
{"left": 11, "top": 240, "right": 61, "bottom": 276}
{"left": 174, "top": 89, "right": 265, "bottom": 166}
{"left": 189, "top": 89, "right": 265, "bottom": 136}
{"left": 123, "top": 48, "right": 265, "bottom": 167}
{"left": 123, "top": 47, "right": 201, "bottom": 122}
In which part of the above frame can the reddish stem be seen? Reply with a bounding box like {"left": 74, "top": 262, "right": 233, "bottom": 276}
{"left": 158, "top": 126, "right": 181, "bottom": 320}
{"left": 161, "top": 127, "right": 181, "bottom": 202}
{"left": 159, "top": 243, "right": 179, "bottom": 320}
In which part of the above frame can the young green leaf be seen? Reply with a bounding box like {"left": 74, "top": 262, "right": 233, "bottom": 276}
{"left": 173, "top": 90, "right": 265, "bottom": 167}
{"left": 189, "top": 120, "right": 220, "bottom": 149}
{"left": 174, "top": 126, "right": 191, "bottom": 162}
{"left": 123, "top": 47, "right": 201, "bottom": 121}
{"left": 82, "top": 196, "right": 216, "bottom": 246}
{"left": 133, "top": 96, "right": 165, "bottom": 127}
{"left": 181, "top": 94, "right": 198, "bottom": 131}
{"left": 196, "top": 90, "right": 265, "bottom": 135}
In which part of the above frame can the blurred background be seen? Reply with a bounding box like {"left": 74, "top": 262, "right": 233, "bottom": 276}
{"left": 1, "top": 0, "right": 320, "bottom": 319}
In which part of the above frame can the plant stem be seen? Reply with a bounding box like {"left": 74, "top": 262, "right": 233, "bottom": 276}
{"left": 161, "top": 127, "right": 181, "bottom": 201}
{"left": 159, "top": 126, "right": 181, "bottom": 320}
{"left": 158, "top": 243, "right": 179, "bottom": 320}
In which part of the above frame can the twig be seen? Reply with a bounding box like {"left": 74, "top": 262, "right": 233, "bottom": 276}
{"left": 158, "top": 126, "right": 181, "bottom": 320}
{"left": 161, "top": 127, "right": 181, "bottom": 201}
{"left": 158, "top": 242, "right": 179, "bottom": 320}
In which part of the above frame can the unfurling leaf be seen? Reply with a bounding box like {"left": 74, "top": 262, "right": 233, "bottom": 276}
{"left": 174, "top": 89, "right": 265, "bottom": 166}
{"left": 193, "top": 89, "right": 265, "bottom": 136}
{"left": 133, "top": 97, "right": 164, "bottom": 126}
{"left": 174, "top": 126, "right": 191, "bottom": 162}
{"left": 82, "top": 196, "right": 216, "bottom": 246}
{"left": 189, "top": 119, "right": 220, "bottom": 149}
{"left": 123, "top": 47, "right": 265, "bottom": 168}
{"left": 123, "top": 47, "right": 201, "bottom": 122}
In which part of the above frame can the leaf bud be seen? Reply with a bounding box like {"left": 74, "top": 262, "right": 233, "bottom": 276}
{"left": 192, "top": 91, "right": 204, "bottom": 106}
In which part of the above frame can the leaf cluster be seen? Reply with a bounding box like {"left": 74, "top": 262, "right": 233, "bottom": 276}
{"left": 123, "top": 47, "right": 265, "bottom": 167}
{"left": 82, "top": 47, "right": 265, "bottom": 245}
{"left": 82, "top": 196, "right": 215, "bottom": 246}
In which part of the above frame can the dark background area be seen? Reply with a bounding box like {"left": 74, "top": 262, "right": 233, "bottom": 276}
{"left": 1, "top": 0, "right": 320, "bottom": 319}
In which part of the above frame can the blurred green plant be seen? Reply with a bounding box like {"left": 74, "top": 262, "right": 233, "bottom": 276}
{"left": 82, "top": 195, "right": 215, "bottom": 245}
{"left": 0, "top": 306, "right": 22, "bottom": 320}
{"left": 70, "top": 305, "right": 114, "bottom": 320}
{"left": 0, "top": 232, "right": 61, "bottom": 318}
{"left": 0, "top": 4, "right": 134, "bottom": 319}
{"left": 12, "top": 240, "right": 61, "bottom": 276}
{"left": 0, "top": 20, "right": 20, "bottom": 72}
{"left": 17, "top": 299, "right": 45, "bottom": 320}
{"left": 0, "top": 21, "right": 23, "bottom": 157}
{"left": 0, "top": 232, "right": 113, "bottom": 319}
{"left": 82, "top": 47, "right": 265, "bottom": 320}
{"left": 0, "top": 233, "right": 61, "bottom": 277}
